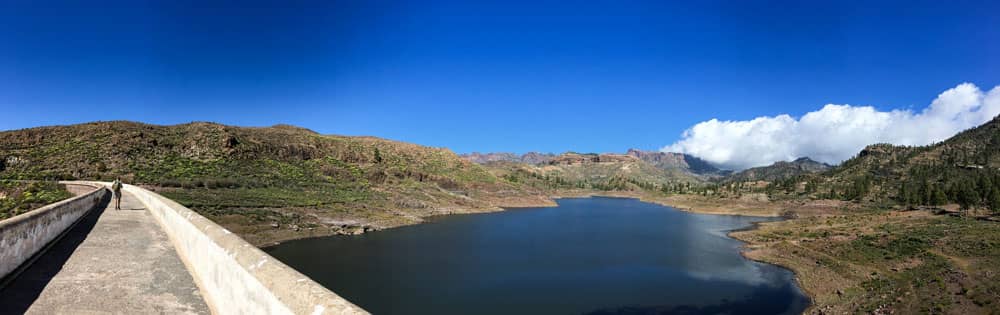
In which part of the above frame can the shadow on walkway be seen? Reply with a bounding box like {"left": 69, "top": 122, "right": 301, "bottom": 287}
{"left": 0, "top": 192, "right": 111, "bottom": 314}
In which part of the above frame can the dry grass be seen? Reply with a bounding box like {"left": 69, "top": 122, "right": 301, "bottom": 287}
{"left": 733, "top": 208, "right": 1000, "bottom": 314}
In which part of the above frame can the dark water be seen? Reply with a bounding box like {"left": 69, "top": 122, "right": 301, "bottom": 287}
{"left": 266, "top": 197, "right": 809, "bottom": 315}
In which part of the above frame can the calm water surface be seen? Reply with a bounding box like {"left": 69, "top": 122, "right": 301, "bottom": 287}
{"left": 266, "top": 197, "right": 809, "bottom": 315}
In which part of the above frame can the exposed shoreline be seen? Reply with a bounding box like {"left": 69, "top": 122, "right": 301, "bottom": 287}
{"left": 258, "top": 190, "right": 784, "bottom": 248}
{"left": 250, "top": 189, "right": 864, "bottom": 315}
{"left": 258, "top": 191, "right": 821, "bottom": 314}
{"left": 727, "top": 219, "right": 817, "bottom": 314}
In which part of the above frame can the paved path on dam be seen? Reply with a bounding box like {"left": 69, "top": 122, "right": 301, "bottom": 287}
{"left": 0, "top": 190, "right": 211, "bottom": 314}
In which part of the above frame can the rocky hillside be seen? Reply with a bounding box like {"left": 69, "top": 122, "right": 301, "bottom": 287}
{"left": 460, "top": 152, "right": 556, "bottom": 165}
{"left": 725, "top": 157, "right": 831, "bottom": 182}
{"left": 625, "top": 149, "right": 729, "bottom": 177}
{"left": 545, "top": 152, "right": 637, "bottom": 165}
{"left": 0, "top": 121, "right": 553, "bottom": 244}
{"left": 481, "top": 151, "right": 707, "bottom": 193}
{"left": 468, "top": 149, "right": 727, "bottom": 187}
{"left": 460, "top": 152, "right": 519, "bottom": 164}
{"left": 769, "top": 115, "right": 1000, "bottom": 210}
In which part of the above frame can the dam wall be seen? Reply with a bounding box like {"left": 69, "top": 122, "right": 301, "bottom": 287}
{"left": 0, "top": 182, "right": 107, "bottom": 282}
{"left": 122, "top": 184, "right": 368, "bottom": 315}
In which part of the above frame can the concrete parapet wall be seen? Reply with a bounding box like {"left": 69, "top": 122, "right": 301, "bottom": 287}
{"left": 0, "top": 182, "right": 106, "bottom": 281}
{"left": 121, "top": 184, "right": 368, "bottom": 315}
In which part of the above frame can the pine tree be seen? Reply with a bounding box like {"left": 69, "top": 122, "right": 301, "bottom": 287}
{"left": 931, "top": 187, "right": 947, "bottom": 206}
{"left": 985, "top": 185, "right": 1000, "bottom": 213}
{"left": 957, "top": 182, "right": 981, "bottom": 211}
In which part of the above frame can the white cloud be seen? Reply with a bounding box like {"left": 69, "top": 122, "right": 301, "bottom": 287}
{"left": 662, "top": 83, "right": 1000, "bottom": 170}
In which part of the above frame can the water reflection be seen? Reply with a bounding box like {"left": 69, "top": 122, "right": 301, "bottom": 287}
{"left": 266, "top": 197, "right": 809, "bottom": 315}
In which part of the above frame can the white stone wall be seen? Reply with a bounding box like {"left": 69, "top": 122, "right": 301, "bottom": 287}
{"left": 0, "top": 183, "right": 106, "bottom": 281}
{"left": 123, "top": 184, "right": 368, "bottom": 315}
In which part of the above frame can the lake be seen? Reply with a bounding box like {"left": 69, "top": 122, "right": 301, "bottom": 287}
{"left": 265, "top": 197, "right": 810, "bottom": 315}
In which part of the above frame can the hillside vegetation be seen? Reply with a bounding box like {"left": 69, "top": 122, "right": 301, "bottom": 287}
{"left": 0, "top": 121, "right": 552, "bottom": 244}
{"left": 0, "top": 180, "right": 72, "bottom": 220}
{"left": 467, "top": 149, "right": 728, "bottom": 189}
{"left": 480, "top": 151, "right": 709, "bottom": 195}
{"left": 725, "top": 157, "right": 831, "bottom": 183}
{"left": 625, "top": 148, "right": 728, "bottom": 177}
{"left": 726, "top": 116, "right": 1000, "bottom": 313}
{"left": 460, "top": 152, "right": 556, "bottom": 165}
{"left": 745, "top": 116, "right": 1000, "bottom": 213}
{"left": 736, "top": 209, "right": 1000, "bottom": 314}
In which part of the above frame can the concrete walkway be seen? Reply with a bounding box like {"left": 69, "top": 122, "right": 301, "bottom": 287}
{"left": 0, "top": 190, "right": 210, "bottom": 314}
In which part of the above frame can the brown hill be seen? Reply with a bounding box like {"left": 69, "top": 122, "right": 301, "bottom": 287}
{"left": 0, "top": 121, "right": 553, "bottom": 245}
{"left": 625, "top": 149, "right": 728, "bottom": 177}
{"left": 726, "top": 157, "right": 831, "bottom": 182}
{"left": 460, "top": 152, "right": 556, "bottom": 165}
{"left": 791, "top": 115, "right": 1000, "bottom": 208}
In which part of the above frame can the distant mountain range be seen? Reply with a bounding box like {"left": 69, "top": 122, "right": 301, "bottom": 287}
{"left": 464, "top": 149, "right": 728, "bottom": 171}
{"left": 459, "top": 152, "right": 557, "bottom": 165}
{"left": 725, "top": 157, "right": 832, "bottom": 182}
{"left": 462, "top": 150, "right": 729, "bottom": 188}
{"left": 464, "top": 149, "right": 794, "bottom": 184}
{"left": 624, "top": 149, "right": 730, "bottom": 177}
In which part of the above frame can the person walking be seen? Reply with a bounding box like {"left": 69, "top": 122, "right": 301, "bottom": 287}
{"left": 111, "top": 178, "right": 123, "bottom": 210}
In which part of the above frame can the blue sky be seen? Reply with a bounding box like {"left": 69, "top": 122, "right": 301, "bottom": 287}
{"left": 2, "top": 0, "right": 998, "bottom": 156}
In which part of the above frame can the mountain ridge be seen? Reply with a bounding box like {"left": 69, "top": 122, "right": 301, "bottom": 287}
{"left": 725, "top": 157, "right": 832, "bottom": 182}
{"left": 460, "top": 152, "right": 556, "bottom": 165}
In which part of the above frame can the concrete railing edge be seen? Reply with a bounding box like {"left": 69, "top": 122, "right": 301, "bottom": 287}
{"left": 0, "top": 182, "right": 103, "bottom": 231}
{"left": 0, "top": 181, "right": 106, "bottom": 284}
{"left": 110, "top": 183, "right": 368, "bottom": 315}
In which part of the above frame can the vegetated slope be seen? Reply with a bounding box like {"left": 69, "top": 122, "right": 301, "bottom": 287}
{"left": 764, "top": 115, "right": 1000, "bottom": 212}
{"left": 460, "top": 152, "right": 556, "bottom": 165}
{"left": 469, "top": 149, "right": 731, "bottom": 194}
{"left": 0, "top": 180, "right": 72, "bottom": 220}
{"left": 725, "top": 157, "right": 832, "bottom": 182}
{"left": 0, "top": 121, "right": 552, "bottom": 244}
{"left": 543, "top": 152, "right": 695, "bottom": 188}
{"left": 625, "top": 149, "right": 728, "bottom": 176}
{"left": 719, "top": 116, "right": 1000, "bottom": 314}
{"left": 730, "top": 117, "right": 1000, "bottom": 313}
{"left": 736, "top": 207, "right": 1000, "bottom": 314}
{"left": 483, "top": 152, "right": 708, "bottom": 193}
